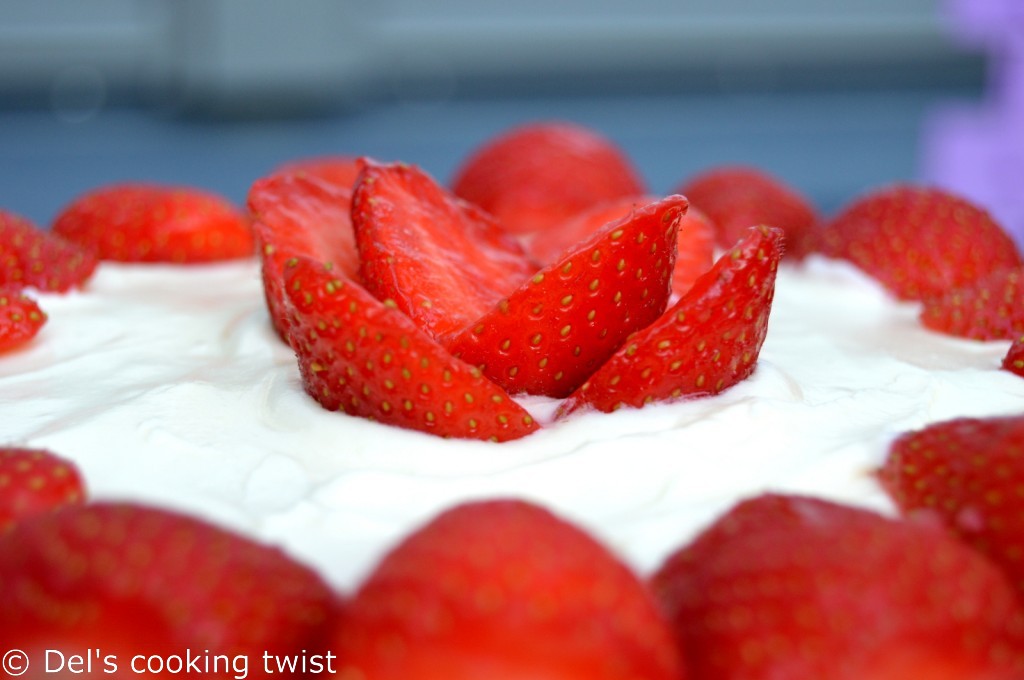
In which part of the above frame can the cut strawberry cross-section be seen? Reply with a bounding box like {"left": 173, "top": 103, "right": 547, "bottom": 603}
{"left": 444, "top": 195, "right": 687, "bottom": 399}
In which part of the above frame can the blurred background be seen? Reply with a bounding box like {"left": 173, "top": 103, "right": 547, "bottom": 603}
{"left": 0, "top": 0, "right": 1007, "bottom": 232}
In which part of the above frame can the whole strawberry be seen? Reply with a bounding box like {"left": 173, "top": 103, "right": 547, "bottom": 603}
{"left": 880, "top": 415, "right": 1024, "bottom": 599}
{"left": 819, "top": 184, "right": 1022, "bottom": 301}
{"left": 334, "top": 499, "right": 684, "bottom": 680}
{"left": 0, "top": 208, "right": 97, "bottom": 292}
{"left": 920, "top": 266, "right": 1024, "bottom": 340}
{"left": 451, "top": 121, "right": 647, "bottom": 236}
{"left": 53, "top": 183, "right": 254, "bottom": 264}
{"left": 651, "top": 493, "right": 1024, "bottom": 680}
{"left": 0, "top": 286, "right": 47, "bottom": 353}
{"left": 0, "top": 447, "right": 85, "bottom": 532}
{"left": 0, "top": 502, "right": 340, "bottom": 669}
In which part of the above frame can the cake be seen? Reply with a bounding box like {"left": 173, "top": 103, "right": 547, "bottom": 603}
{"left": 2, "top": 121, "right": 1024, "bottom": 674}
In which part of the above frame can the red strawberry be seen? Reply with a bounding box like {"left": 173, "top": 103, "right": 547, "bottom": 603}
{"left": 0, "top": 208, "right": 97, "bottom": 292}
{"left": 819, "top": 184, "right": 1022, "bottom": 301}
{"left": 920, "top": 266, "right": 1024, "bottom": 340}
{"left": 0, "top": 502, "right": 339, "bottom": 667}
{"left": 445, "top": 195, "right": 686, "bottom": 398}
{"left": 284, "top": 257, "right": 538, "bottom": 442}
{"left": 333, "top": 499, "right": 684, "bottom": 680}
{"left": 352, "top": 160, "right": 536, "bottom": 339}
{"left": 0, "top": 448, "right": 85, "bottom": 532}
{"left": 269, "top": 154, "right": 362, "bottom": 188}
{"left": 0, "top": 286, "right": 47, "bottom": 353}
{"left": 559, "top": 225, "right": 781, "bottom": 415}
{"left": 52, "top": 183, "right": 255, "bottom": 264}
{"left": 880, "top": 415, "right": 1024, "bottom": 599}
{"left": 451, "top": 121, "right": 647, "bottom": 236}
{"left": 651, "top": 493, "right": 1024, "bottom": 680}
{"left": 249, "top": 169, "right": 359, "bottom": 343}
{"left": 676, "top": 165, "right": 819, "bottom": 256}
{"left": 1003, "top": 335, "right": 1024, "bottom": 377}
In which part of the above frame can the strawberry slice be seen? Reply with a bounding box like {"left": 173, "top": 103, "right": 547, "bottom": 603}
{"left": 0, "top": 287, "right": 47, "bottom": 353}
{"left": 0, "top": 502, "right": 339, "bottom": 658}
{"left": 451, "top": 121, "right": 647, "bottom": 236}
{"left": 1003, "top": 335, "right": 1024, "bottom": 377}
{"left": 676, "top": 165, "right": 819, "bottom": 256}
{"left": 52, "top": 183, "right": 254, "bottom": 264}
{"left": 651, "top": 493, "right": 1024, "bottom": 680}
{"left": 284, "top": 257, "right": 538, "bottom": 442}
{"left": 445, "top": 195, "right": 686, "bottom": 398}
{"left": 352, "top": 160, "right": 536, "bottom": 339}
{"left": 559, "top": 225, "right": 782, "bottom": 415}
{"left": 334, "top": 499, "right": 683, "bottom": 680}
{"left": 249, "top": 169, "right": 359, "bottom": 343}
{"left": 919, "top": 266, "right": 1024, "bottom": 340}
{"left": 0, "top": 208, "right": 97, "bottom": 292}
{"left": 269, "top": 154, "right": 362, "bottom": 188}
{"left": 819, "top": 184, "right": 1022, "bottom": 301}
{"left": 0, "top": 448, "right": 85, "bottom": 532}
{"left": 880, "top": 415, "right": 1024, "bottom": 600}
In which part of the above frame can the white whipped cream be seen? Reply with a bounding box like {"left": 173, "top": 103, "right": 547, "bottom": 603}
{"left": 2, "top": 256, "right": 1022, "bottom": 591}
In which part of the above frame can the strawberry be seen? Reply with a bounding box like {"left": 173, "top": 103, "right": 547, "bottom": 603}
{"left": 0, "top": 286, "right": 47, "bottom": 353}
{"left": 352, "top": 160, "right": 536, "bottom": 339}
{"left": 445, "top": 195, "right": 686, "bottom": 398}
{"left": 818, "top": 184, "right": 1022, "bottom": 301}
{"left": 559, "top": 225, "right": 781, "bottom": 415}
{"left": 268, "top": 154, "right": 362, "bottom": 188}
{"left": 0, "top": 502, "right": 339, "bottom": 667}
{"left": 283, "top": 257, "right": 539, "bottom": 442}
{"left": 920, "top": 266, "right": 1024, "bottom": 340}
{"left": 0, "top": 208, "right": 97, "bottom": 292}
{"left": 249, "top": 169, "right": 359, "bottom": 343}
{"left": 0, "top": 448, "right": 85, "bottom": 532}
{"left": 451, "top": 121, "right": 647, "bottom": 236}
{"left": 523, "top": 195, "right": 715, "bottom": 300}
{"left": 52, "top": 183, "right": 255, "bottom": 264}
{"left": 676, "top": 165, "right": 819, "bottom": 256}
{"left": 1003, "top": 335, "right": 1024, "bottom": 377}
{"left": 880, "top": 415, "right": 1024, "bottom": 599}
{"left": 651, "top": 493, "right": 1024, "bottom": 680}
{"left": 333, "top": 499, "right": 684, "bottom": 680}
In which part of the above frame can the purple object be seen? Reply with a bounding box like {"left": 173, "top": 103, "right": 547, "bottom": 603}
{"left": 923, "top": 0, "right": 1024, "bottom": 247}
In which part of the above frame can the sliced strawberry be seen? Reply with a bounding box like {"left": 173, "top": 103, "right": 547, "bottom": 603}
{"left": 0, "top": 448, "right": 85, "bottom": 532}
{"left": 651, "top": 493, "right": 1024, "bottom": 680}
{"left": 445, "top": 195, "right": 686, "bottom": 398}
{"left": 52, "top": 183, "right": 255, "bottom": 264}
{"left": 1003, "top": 335, "right": 1024, "bottom": 377}
{"left": 334, "top": 499, "right": 683, "bottom": 680}
{"left": 819, "top": 184, "right": 1022, "bottom": 301}
{"left": 269, "top": 154, "right": 362, "bottom": 188}
{"left": 0, "top": 287, "right": 47, "bottom": 353}
{"left": 249, "top": 169, "right": 359, "bottom": 343}
{"left": 559, "top": 225, "right": 781, "bottom": 415}
{"left": 352, "top": 160, "right": 536, "bottom": 339}
{"left": 0, "top": 208, "right": 97, "bottom": 292}
{"left": 676, "top": 165, "right": 819, "bottom": 256}
{"left": 451, "top": 121, "right": 647, "bottom": 236}
{"left": 920, "top": 266, "right": 1024, "bottom": 340}
{"left": 0, "top": 502, "right": 339, "bottom": 660}
{"left": 671, "top": 206, "right": 717, "bottom": 298}
{"left": 880, "top": 415, "right": 1024, "bottom": 599}
{"left": 284, "top": 257, "right": 538, "bottom": 442}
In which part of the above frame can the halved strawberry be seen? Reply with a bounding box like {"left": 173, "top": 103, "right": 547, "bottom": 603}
{"left": 819, "top": 184, "right": 1022, "bottom": 301}
{"left": 445, "top": 195, "right": 686, "bottom": 398}
{"left": 268, "top": 154, "right": 362, "bottom": 188}
{"left": 0, "top": 286, "right": 47, "bottom": 353}
{"left": 651, "top": 493, "right": 1024, "bottom": 680}
{"left": 559, "top": 225, "right": 781, "bottom": 415}
{"left": 52, "top": 183, "right": 255, "bottom": 264}
{"left": 676, "top": 165, "right": 819, "bottom": 256}
{"left": 284, "top": 257, "right": 538, "bottom": 442}
{"left": 352, "top": 160, "right": 536, "bottom": 339}
{"left": 880, "top": 415, "right": 1024, "bottom": 599}
{"left": 249, "top": 169, "right": 359, "bottom": 343}
{"left": 451, "top": 121, "right": 647, "bottom": 236}
{"left": 0, "top": 448, "right": 85, "bottom": 532}
{"left": 920, "top": 266, "right": 1024, "bottom": 340}
{"left": 334, "top": 499, "right": 683, "bottom": 680}
{"left": 0, "top": 208, "right": 97, "bottom": 292}
{"left": 0, "top": 502, "right": 339, "bottom": 661}
{"left": 1003, "top": 336, "right": 1024, "bottom": 377}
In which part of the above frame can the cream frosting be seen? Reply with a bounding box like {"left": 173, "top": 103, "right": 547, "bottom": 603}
{"left": 2, "top": 255, "right": 1023, "bottom": 591}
